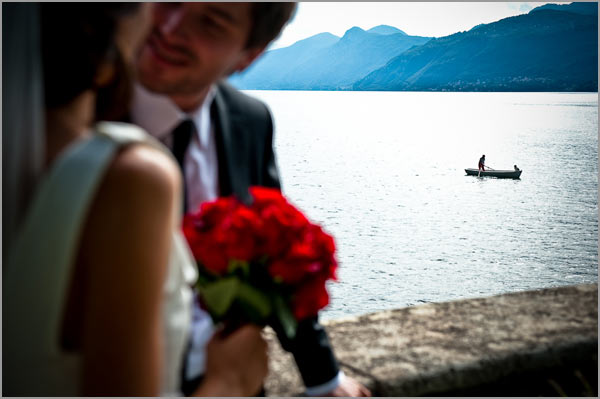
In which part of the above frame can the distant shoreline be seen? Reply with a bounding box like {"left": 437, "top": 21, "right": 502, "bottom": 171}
{"left": 239, "top": 88, "right": 599, "bottom": 94}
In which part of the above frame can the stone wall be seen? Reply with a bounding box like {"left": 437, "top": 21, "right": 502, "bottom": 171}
{"left": 263, "top": 284, "right": 598, "bottom": 396}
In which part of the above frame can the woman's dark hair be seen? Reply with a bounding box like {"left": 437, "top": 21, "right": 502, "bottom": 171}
{"left": 246, "top": 3, "right": 297, "bottom": 49}
{"left": 40, "top": 3, "right": 139, "bottom": 120}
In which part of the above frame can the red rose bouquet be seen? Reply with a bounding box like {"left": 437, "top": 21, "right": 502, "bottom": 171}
{"left": 182, "top": 186, "right": 338, "bottom": 338}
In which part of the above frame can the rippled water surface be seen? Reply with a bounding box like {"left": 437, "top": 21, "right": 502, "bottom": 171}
{"left": 244, "top": 90, "right": 598, "bottom": 320}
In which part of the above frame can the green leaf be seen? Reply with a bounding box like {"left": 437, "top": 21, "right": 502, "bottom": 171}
{"left": 200, "top": 277, "right": 240, "bottom": 317}
{"left": 236, "top": 283, "right": 272, "bottom": 320}
{"left": 273, "top": 296, "right": 297, "bottom": 340}
{"left": 195, "top": 270, "right": 215, "bottom": 288}
{"left": 228, "top": 259, "right": 250, "bottom": 276}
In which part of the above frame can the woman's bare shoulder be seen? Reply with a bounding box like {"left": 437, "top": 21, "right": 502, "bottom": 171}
{"left": 101, "top": 143, "right": 181, "bottom": 207}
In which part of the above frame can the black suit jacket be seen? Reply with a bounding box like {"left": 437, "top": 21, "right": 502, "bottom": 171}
{"left": 210, "top": 80, "right": 340, "bottom": 388}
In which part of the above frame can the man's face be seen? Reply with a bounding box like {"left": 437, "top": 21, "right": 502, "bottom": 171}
{"left": 136, "top": 2, "right": 261, "bottom": 98}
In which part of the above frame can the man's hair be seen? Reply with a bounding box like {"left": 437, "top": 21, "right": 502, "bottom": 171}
{"left": 246, "top": 3, "right": 297, "bottom": 49}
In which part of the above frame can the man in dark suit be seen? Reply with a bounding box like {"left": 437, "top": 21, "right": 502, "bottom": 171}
{"left": 132, "top": 3, "right": 370, "bottom": 397}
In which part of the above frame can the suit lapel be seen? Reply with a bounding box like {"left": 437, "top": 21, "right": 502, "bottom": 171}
{"left": 212, "top": 84, "right": 251, "bottom": 204}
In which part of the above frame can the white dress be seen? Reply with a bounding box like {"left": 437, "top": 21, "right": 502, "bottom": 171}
{"left": 3, "top": 122, "right": 197, "bottom": 396}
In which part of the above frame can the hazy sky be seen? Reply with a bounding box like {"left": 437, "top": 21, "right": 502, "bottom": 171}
{"left": 270, "top": 2, "right": 564, "bottom": 49}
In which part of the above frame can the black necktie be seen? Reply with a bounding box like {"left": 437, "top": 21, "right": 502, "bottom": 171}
{"left": 171, "top": 119, "right": 195, "bottom": 214}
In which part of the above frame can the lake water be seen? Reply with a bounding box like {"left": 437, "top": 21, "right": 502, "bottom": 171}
{"left": 244, "top": 90, "right": 598, "bottom": 320}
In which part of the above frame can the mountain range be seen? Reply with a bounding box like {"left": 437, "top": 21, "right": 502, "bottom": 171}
{"left": 229, "top": 2, "right": 598, "bottom": 92}
{"left": 230, "top": 25, "right": 431, "bottom": 90}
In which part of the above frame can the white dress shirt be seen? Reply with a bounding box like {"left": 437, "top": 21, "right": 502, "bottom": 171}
{"left": 131, "top": 83, "right": 219, "bottom": 213}
{"left": 131, "top": 83, "right": 342, "bottom": 393}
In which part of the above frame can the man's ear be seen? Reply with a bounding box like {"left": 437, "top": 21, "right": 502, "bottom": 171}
{"left": 233, "top": 46, "right": 266, "bottom": 73}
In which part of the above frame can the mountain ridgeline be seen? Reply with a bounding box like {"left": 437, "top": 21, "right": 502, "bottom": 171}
{"left": 230, "top": 25, "right": 430, "bottom": 90}
{"left": 229, "top": 3, "right": 598, "bottom": 92}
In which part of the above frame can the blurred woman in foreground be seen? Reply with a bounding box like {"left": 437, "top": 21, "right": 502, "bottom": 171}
{"left": 3, "top": 3, "right": 267, "bottom": 396}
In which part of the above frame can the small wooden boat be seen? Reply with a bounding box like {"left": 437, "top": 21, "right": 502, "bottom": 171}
{"left": 465, "top": 168, "right": 522, "bottom": 179}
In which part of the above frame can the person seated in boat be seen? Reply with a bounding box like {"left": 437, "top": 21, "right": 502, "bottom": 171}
{"left": 514, "top": 165, "right": 520, "bottom": 171}
{"left": 478, "top": 155, "right": 486, "bottom": 171}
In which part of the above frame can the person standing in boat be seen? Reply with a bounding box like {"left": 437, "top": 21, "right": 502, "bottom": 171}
{"left": 478, "top": 155, "right": 486, "bottom": 171}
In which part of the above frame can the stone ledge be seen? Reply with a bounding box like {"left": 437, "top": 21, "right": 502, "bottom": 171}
{"left": 263, "top": 283, "right": 598, "bottom": 396}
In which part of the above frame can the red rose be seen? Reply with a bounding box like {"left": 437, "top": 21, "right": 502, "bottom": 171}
{"left": 248, "top": 187, "right": 311, "bottom": 259}
{"left": 249, "top": 186, "right": 286, "bottom": 207}
{"left": 306, "top": 225, "right": 338, "bottom": 281}
{"left": 220, "top": 206, "right": 261, "bottom": 261}
{"left": 183, "top": 197, "right": 249, "bottom": 275}
{"left": 183, "top": 214, "right": 229, "bottom": 274}
{"left": 257, "top": 202, "right": 308, "bottom": 258}
{"left": 292, "top": 276, "right": 330, "bottom": 320}
{"left": 268, "top": 224, "right": 338, "bottom": 284}
{"left": 196, "top": 197, "right": 237, "bottom": 227}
